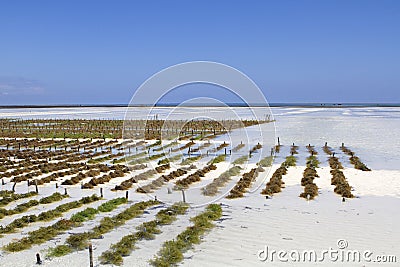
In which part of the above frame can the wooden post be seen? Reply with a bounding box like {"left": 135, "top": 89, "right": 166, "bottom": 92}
{"left": 100, "top": 188, "right": 103, "bottom": 198}
{"left": 277, "top": 137, "right": 280, "bottom": 146}
{"left": 125, "top": 191, "right": 129, "bottom": 200}
{"left": 181, "top": 189, "right": 186, "bottom": 203}
{"left": 56, "top": 183, "right": 58, "bottom": 189}
{"left": 2, "top": 179, "right": 4, "bottom": 185}
{"left": 64, "top": 188, "right": 68, "bottom": 196}
{"left": 36, "top": 253, "right": 42, "bottom": 265}
{"left": 12, "top": 181, "right": 16, "bottom": 192}
{"left": 35, "top": 180, "right": 39, "bottom": 194}
{"left": 224, "top": 148, "right": 227, "bottom": 155}
{"left": 89, "top": 243, "right": 93, "bottom": 267}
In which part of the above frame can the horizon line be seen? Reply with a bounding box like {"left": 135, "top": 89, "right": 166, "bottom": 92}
{"left": 0, "top": 102, "right": 400, "bottom": 109}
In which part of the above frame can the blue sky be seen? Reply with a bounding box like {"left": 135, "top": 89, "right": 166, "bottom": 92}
{"left": 0, "top": 0, "right": 399, "bottom": 105}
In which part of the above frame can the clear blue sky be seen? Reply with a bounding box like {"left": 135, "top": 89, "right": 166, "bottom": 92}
{"left": 0, "top": 0, "right": 399, "bottom": 105}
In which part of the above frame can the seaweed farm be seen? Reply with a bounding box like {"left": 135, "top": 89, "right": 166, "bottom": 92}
{"left": 0, "top": 115, "right": 274, "bottom": 266}
{"left": 0, "top": 107, "right": 398, "bottom": 266}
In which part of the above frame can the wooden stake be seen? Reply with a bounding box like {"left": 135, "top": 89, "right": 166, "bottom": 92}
{"left": 36, "top": 253, "right": 42, "bottom": 265}
{"left": 181, "top": 189, "right": 186, "bottom": 203}
{"left": 89, "top": 243, "right": 93, "bottom": 267}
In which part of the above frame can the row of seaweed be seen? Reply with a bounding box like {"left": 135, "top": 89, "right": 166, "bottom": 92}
{"left": 61, "top": 164, "right": 130, "bottom": 186}
{"left": 299, "top": 167, "right": 319, "bottom": 200}
{"left": 202, "top": 166, "right": 242, "bottom": 196}
{"left": 329, "top": 156, "right": 354, "bottom": 198}
{"left": 226, "top": 166, "right": 265, "bottom": 199}
{"left": 99, "top": 202, "right": 190, "bottom": 266}
{"left": 44, "top": 200, "right": 160, "bottom": 257}
{"left": 249, "top": 143, "right": 262, "bottom": 156}
{"left": 0, "top": 192, "right": 68, "bottom": 219}
{"left": 4, "top": 197, "right": 128, "bottom": 252}
{"left": 150, "top": 204, "right": 222, "bottom": 267}
{"left": 261, "top": 155, "right": 296, "bottom": 196}
{"left": 82, "top": 165, "right": 134, "bottom": 189}
{"left": 112, "top": 164, "right": 171, "bottom": 191}
{"left": 174, "top": 164, "right": 217, "bottom": 189}
{"left": 341, "top": 145, "right": 371, "bottom": 171}
{"left": 300, "top": 146, "right": 320, "bottom": 200}
{"left": 0, "top": 191, "right": 38, "bottom": 207}
{"left": 0, "top": 194, "right": 101, "bottom": 236}
{"left": 136, "top": 168, "right": 190, "bottom": 193}
{"left": 207, "top": 141, "right": 229, "bottom": 153}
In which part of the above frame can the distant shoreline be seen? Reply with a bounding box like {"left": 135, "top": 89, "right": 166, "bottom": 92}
{"left": 0, "top": 103, "right": 399, "bottom": 109}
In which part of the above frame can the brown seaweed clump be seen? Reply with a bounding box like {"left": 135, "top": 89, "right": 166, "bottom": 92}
{"left": 330, "top": 169, "right": 354, "bottom": 198}
{"left": 299, "top": 167, "right": 319, "bottom": 200}
{"left": 261, "top": 166, "right": 287, "bottom": 195}
{"left": 227, "top": 167, "right": 262, "bottom": 199}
